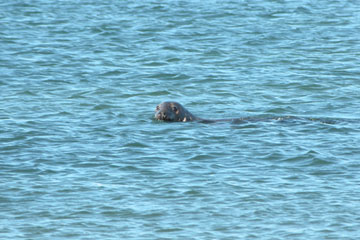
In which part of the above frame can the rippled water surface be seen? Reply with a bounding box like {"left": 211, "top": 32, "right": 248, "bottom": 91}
{"left": 1, "top": 0, "right": 360, "bottom": 239}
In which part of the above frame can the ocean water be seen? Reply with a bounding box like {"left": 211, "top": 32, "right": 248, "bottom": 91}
{"left": 1, "top": 0, "right": 360, "bottom": 239}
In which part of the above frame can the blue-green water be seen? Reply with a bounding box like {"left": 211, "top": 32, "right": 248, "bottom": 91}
{"left": 1, "top": 0, "right": 360, "bottom": 239}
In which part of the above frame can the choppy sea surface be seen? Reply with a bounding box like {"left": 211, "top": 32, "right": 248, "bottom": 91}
{"left": 1, "top": 0, "right": 360, "bottom": 239}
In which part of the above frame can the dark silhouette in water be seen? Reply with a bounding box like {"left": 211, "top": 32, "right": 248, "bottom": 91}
{"left": 154, "top": 101, "right": 343, "bottom": 124}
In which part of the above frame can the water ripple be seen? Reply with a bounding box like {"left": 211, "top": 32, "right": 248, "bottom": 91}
{"left": 1, "top": 0, "right": 360, "bottom": 239}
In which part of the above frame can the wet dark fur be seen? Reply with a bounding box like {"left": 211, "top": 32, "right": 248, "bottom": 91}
{"left": 155, "top": 102, "right": 199, "bottom": 122}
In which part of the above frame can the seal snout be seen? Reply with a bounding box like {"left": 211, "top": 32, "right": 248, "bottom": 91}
{"left": 155, "top": 111, "right": 168, "bottom": 121}
{"left": 154, "top": 104, "right": 170, "bottom": 121}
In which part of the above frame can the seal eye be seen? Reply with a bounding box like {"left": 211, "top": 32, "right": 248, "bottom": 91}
{"left": 172, "top": 106, "right": 177, "bottom": 112}
{"left": 156, "top": 106, "right": 160, "bottom": 111}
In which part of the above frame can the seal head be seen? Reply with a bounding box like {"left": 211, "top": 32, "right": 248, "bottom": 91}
{"left": 154, "top": 101, "right": 198, "bottom": 122}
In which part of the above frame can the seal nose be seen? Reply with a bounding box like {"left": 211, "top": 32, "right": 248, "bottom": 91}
{"left": 160, "top": 112, "right": 167, "bottom": 120}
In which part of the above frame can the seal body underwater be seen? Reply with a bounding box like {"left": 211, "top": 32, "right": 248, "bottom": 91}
{"left": 154, "top": 101, "right": 342, "bottom": 124}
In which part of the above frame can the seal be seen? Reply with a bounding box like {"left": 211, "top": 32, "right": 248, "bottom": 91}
{"left": 154, "top": 101, "right": 200, "bottom": 122}
{"left": 154, "top": 101, "right": 297, "bottom": 124}
{"left": 154, "top": 101, "right": 236, "bottom": 123}
{"left": 154, "top": 101, "right": 347, "bottom": 124}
